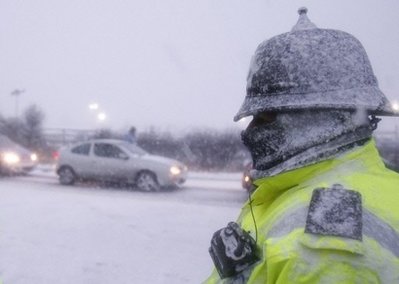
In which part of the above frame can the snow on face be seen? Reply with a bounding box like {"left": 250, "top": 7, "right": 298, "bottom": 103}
{"left": 244, "top": 109, "right": 370, "bottom": 172}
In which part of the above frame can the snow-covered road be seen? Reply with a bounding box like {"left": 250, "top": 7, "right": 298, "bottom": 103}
{"left": 0, "top": 170, "right": 247, "bottom": 284}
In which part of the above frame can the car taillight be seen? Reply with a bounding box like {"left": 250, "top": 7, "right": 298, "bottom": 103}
{"left": 52, "top": 151, "right": 59, "bottom": 160}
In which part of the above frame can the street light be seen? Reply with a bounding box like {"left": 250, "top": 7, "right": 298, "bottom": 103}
{"left": 88, "top": 102, "right": 107, "bottom": 125}
{"left": 97, "top": 112, "right": 107, "bottom": 122}
{"left": 392, "top": 102, "right": 399, "bottom": 112}
{"left": 88, "top": 103, "right": 99, "bottom": 110}
{"left": 10, "top": 89, "right": 25, "bottom": 118}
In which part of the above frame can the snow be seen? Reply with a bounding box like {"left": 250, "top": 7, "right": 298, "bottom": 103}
{"left": 0, "top": 167, "right": 247, "bottom": 283}
{"left": 306, "top": 186, "right": 362, "bottom": 240}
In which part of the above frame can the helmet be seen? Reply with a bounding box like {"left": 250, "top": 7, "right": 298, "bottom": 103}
{"left": 234, "top": 7, "right": 398, "bottom": 122}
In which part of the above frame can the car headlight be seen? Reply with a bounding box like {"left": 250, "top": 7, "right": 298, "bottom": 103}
{"left": 3, "top": 152, "right": 20, "bottom": 164}
{"left": 170, "top": 166, "right": 181, "bottom": 175}
{"left": 30, "top": 153, "right": 38, "bottom": 162}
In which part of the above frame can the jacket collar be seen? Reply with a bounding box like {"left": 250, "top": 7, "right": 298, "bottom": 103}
{"left": 247, "top": 139, "right": 384, "bottom": 206}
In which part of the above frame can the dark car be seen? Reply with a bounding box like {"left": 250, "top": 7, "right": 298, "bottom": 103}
{"left": 242, "top": 162, "right": 253, "bottom": 191}
{"left": 0, "top": 134, "right": 38, "bottom": 175}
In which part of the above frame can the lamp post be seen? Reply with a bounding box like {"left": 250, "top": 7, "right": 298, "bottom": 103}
{"left": 10, "top": 89, "right": 25, "bottom": 119}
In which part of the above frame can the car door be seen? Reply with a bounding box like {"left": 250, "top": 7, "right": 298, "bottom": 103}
{"left": 92, "top": 142, "right": 129, "bottom": 181}
{"left": 67, "top": 142, "right": 94, "bottom": 178}
{"left": 121, "top": 143, "right": 148, "bottom": 174}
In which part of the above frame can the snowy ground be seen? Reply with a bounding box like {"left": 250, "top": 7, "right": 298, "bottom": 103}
{"left": 0, "top": 166, "right": 247, "bottom": 284}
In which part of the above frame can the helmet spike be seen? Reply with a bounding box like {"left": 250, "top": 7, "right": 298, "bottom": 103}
{"left": 298, "top": 7, "right": 308, "bottom": 15}
{"left": 292, "top": 7, "right": 317, "bottom": 31}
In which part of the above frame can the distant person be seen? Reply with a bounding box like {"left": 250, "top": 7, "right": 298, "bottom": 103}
{"left": 205, "top": 7, "right": 399, "bottom": 283}
{"left": 125, "top": 127, "right": 137, "bottom": 144}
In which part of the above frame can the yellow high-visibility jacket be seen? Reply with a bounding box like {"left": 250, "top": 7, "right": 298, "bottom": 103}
{"left": 205, "top": 140, "right": 399, "bottom": 283}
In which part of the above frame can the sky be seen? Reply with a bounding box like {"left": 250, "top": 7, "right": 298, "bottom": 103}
{"left": 1, "top": 0, "right": 398, "bottom": 133}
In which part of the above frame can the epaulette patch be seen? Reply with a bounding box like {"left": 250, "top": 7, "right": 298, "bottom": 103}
{"left": 305, "top": 184, "right": 362, "bottom": 240}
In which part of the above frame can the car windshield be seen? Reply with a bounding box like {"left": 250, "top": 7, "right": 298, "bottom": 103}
{"left": 0, "top": 134, "right": 28, "bottom": 153}
{"left": 0, "top": 134, "right": 16, "bottom": 147}
{"left": 120, "top": 142, "right": 147, "bottom": 155}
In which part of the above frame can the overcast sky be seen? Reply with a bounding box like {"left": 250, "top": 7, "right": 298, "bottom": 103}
{"left": 1, "top": 0, "right": 398, "bottom": 133}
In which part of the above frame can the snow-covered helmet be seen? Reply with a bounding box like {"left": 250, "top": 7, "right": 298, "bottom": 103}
{"left": 234, "top": 7, "right": 398, "bottom": 122}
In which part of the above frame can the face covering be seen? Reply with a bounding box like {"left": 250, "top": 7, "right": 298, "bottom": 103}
{"left": 241, "top": 110, "right": 373, "bottom": 173}
{"left": 241, "top": 122, "right": 286, "bottom": 170}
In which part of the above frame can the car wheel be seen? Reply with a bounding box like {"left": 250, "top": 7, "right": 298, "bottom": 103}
{"left": 135, "top": 171, "right": 160, "bottom": 192}
{"left": 58, "top": 166, "right": 76, "bottom": 185}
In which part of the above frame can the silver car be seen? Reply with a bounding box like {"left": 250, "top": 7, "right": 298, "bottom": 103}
{"left": 56, "top": 139, "right": 188, "bottom": 191}
{"left": 0, "top": 134, "right": 38, "bottom": 175}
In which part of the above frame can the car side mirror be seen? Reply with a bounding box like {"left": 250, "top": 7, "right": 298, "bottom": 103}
{"left": 118, "top": 153, "right": 129, "bottom": 160}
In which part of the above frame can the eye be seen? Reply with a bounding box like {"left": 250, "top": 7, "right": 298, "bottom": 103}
{"left": 248, "top": 112, "right": 277, "bottom": 128}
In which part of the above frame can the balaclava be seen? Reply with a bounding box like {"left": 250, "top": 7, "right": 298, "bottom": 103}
{"left": 241, "top": 109, "right": 377, "bottom": 178}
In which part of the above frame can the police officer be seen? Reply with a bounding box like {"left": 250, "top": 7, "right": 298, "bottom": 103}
{"left": 125, "top": 126, "right": 137, "bottom": 144}
{"left": 206, "top": 7, "right": 399, "bottom": 283}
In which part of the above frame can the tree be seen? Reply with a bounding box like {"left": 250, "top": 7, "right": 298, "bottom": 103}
{"left": 0, "top": 104, "right": 48, "bottom": 156}
{"left": 22, "top": 104, "right": 45, "bottom": 150}
{"left": 92, "top": 128, "right": 114, "bottom": 139}
{"left": 0, "top": 117, "right": 25, "bottom": 145}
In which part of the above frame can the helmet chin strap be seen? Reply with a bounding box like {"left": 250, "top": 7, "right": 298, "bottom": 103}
{"left": 252, "top": 125, "right": 373, "bottom": 180}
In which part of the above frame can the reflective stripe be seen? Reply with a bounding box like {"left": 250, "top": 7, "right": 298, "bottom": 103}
{"left": 363, "top": 209, "right": 399, "bottom": 257}
{"left": 266, "top": 206, "right": 399, "bottom": 257}
{"left": 267, "top": 206, "right": 307, "bottom": 238}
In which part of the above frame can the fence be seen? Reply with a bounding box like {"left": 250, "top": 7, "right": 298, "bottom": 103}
{"left": 43, "top": 128, "right": 96, "bottom": 147}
